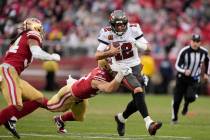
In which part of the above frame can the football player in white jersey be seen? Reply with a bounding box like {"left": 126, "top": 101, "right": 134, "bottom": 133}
{"left": 95, "top": 10, "right": 162, "bottom": 136}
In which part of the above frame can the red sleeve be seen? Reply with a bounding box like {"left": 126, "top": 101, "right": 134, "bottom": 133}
{"left": 26, "top": 31, "right": 42, "bottom": 45}
{"left": 93, "top": 70, "right": 107, "bottom": 81}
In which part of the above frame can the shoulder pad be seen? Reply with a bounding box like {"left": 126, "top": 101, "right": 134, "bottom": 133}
{"left": 200, "top": 46, "right": 208, "bottom": 53}
{"left": 129, "top": 23, "right": 139, "bottom": 28}
{"left": 103, "top": 26, "right": 112, "bottom": 32}
{"left": 129, "top": 23, "right": 143, "bottom": 39}
{"left": 98, "top": 27, "right": 112, "bottom": 45}
{"left": 27, "top": 30, "right": 42, "bottom": 43}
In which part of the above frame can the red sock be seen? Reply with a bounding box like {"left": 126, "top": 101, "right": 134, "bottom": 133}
{"left": 0, "top": 105, "right": 17, "bottom": 125}
{"left": 39, "top": 97, "right": 48, "bottom": 108}
{"left": 15, "top": 100, "right": 40, "bottom": 119}
{"left": 0, "top": 100, "right": 40, "bottom": 125}
{"left": 61, "top": 112, "right": 75, "bottom": 122}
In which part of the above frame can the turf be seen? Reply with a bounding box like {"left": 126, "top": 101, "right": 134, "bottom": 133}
{"left": 0, "top": 92, "right": 210, "bottom": 140}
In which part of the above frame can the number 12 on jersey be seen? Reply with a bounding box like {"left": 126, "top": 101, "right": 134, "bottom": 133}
{"left": 115, "top": 42, "right": 134, "bottom": 61}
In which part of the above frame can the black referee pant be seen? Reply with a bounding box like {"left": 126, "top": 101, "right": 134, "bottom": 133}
{"left": 172, "top": 76, "right": 199, "bottom": 121}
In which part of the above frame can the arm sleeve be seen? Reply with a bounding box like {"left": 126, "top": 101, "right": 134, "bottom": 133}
{"left": 175, "top": 49, "right": 186, "bottom": 73}
{"left": 137, "top": 36, "right": 148, "bottom": 44}
{"left": 134, "top": 39, "right": 148, "bottom": 50}
{"left": 130, "top": 23, "right": 148, "bottom": 50}
{"left": 30, "top": 45, "right": 53, "bottom": 60}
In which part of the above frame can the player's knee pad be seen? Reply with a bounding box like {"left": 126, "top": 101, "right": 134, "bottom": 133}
{"left": 134, "top": 87, "right": 143, "bottom": 94}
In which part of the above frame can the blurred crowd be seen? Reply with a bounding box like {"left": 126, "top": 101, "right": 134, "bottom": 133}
{"left": 0, "top": 0, "right": 209, "bottom": 94}
{"left": 0, "top": 0, "right": 210, "bottom": 57}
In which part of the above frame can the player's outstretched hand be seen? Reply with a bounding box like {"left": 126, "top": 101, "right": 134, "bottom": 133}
{"left": 66, "top": 75, "right": 77, "bottom": 85}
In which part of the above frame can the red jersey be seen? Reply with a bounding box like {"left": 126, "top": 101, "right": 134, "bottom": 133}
{"left": 71, "top": 67, "right": 112, "bottom": 99}
{"left": 3, "top": 30, "right": 42, "bottom": 75}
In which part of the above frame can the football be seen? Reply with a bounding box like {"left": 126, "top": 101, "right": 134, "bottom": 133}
{"left": 112, "top": 42, "right": 120, "bottom": 48}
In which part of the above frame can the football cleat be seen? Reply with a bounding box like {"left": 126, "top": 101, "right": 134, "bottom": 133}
{"left": 4, "top": 120, "right": 20, "bottom": 139}
{"left": 171, "top": 120, "right": 178, "bottom": 125}
{"left": 171, "top": 118, "right": 178, "bottom": 125}
{"left": 148, "top": 121, "right": 162, "bottom": 136}
{"left": 114, "top": 115, "right": 125, "bottom": 136}
{"left": 182, "top": 105, "right": 188, "bottom": 116}
{"left": 54, "top": 116, "right": 67, "bottom": 134}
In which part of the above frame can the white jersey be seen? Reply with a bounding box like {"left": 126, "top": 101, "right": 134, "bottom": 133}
{"left": 97, "top": 23, "right": 148, "bottom": 71}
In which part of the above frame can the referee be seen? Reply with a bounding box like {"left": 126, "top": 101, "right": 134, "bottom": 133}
{"left": 171, "top": 34, "right": 209, "bottom": 124}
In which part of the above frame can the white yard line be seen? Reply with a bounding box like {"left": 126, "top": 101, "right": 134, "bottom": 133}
{"left": 69, "top": 132, "right": 192, "bottom": 139}
{"left": 0, "top": 132, "right": 192, "bottom": 140}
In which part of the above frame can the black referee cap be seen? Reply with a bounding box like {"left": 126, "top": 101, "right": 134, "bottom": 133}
{"left": 192, "top": 34, "right": 201, "bottom": 42}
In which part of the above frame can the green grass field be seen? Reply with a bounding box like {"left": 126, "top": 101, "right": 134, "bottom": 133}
{"left": 0, "top": 92, "right": 210, "bottom": 140}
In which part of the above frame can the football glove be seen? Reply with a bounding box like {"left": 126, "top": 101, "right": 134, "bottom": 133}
{"left": 120, "top": 66, "right": 132, "bottom": 76}
{"left": 115, "top": 65, "right": 132, "bottom": 83}
{"left": 66, "top": 75, "right": 77, "bottom": 85}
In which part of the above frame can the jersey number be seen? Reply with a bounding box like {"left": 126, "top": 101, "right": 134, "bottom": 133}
{"left": 8, "top": 36, "right": 21, "bottom": 53}
{"left": 115, "top": 42, "right": 134, "bottom": 61}
{"left": 7, "top": 36, "right": 31, "bottom": 68}
{"left": 78, "top": 73, "right": 91, "bottom": 81}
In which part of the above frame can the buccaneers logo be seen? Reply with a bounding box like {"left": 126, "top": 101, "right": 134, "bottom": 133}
{"left": 108, "top": 35, "right": 113, "bottom": 40}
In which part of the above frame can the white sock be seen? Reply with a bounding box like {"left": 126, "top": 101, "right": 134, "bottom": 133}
{"left": 144, "top": 116, "right": 154, "bottom": 130}
{"left": 117, "top": 113, "right": 127, "bottom": 123}
{"left": 10, "top": 116, "right": 17, "bottom": 122}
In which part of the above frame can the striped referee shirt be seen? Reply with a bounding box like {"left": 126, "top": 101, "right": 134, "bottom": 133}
{"left": 175, "top": 45, "right": 210, "bottom": 80}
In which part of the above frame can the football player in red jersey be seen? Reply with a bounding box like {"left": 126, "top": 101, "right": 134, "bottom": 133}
{"left": 47, "top": 59, "right": 131, "bottom": 133}
{"left": 0, "top": 18, "right": 60, "bottom": 138}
